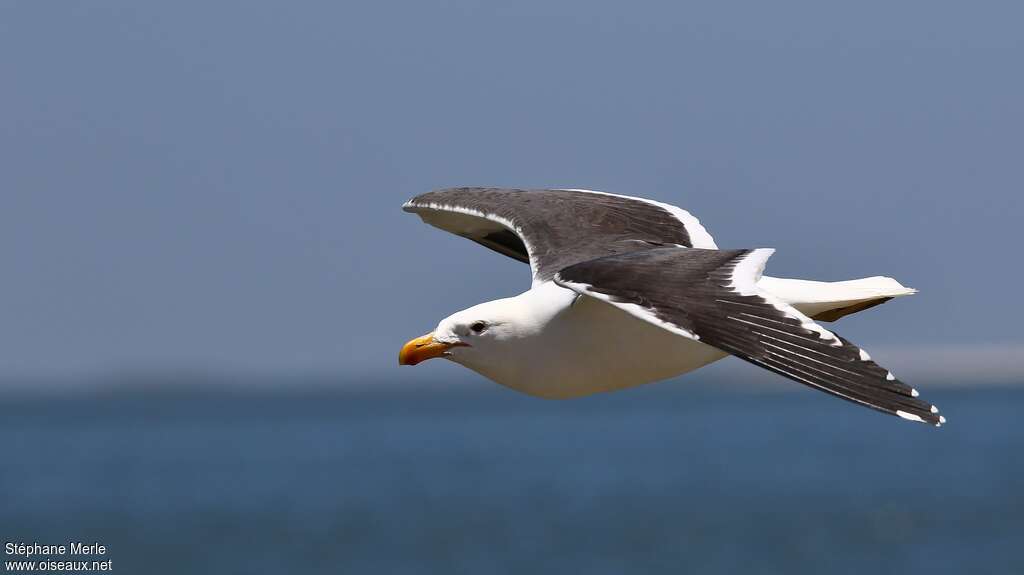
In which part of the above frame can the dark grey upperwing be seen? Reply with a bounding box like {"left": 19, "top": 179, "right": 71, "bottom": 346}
{"left": 553, "top": 247, "right": 944, "bottom": 426}
{"left": 403, "top": 188, "right": 717, "bottom": 282}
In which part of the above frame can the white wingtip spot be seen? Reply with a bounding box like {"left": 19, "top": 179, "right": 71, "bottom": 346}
{"left": 886, "top": 372, "right": 895, "bottom": 381}
{"left": 939, "top": 415, "right": 947, "bottom": 425}
{"left": 859, "top": 349, "right": 871, "bottom": 361}
{"left": 930, "top": 406, "right": 939, "bottom": 414}
{"left": 911, "top": 388, "right": 919, "bottom": 397}
{"left": 896, "top": 410, "right": 925, "bottom": 423}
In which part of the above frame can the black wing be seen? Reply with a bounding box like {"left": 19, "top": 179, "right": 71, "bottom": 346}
{"left": 403, "top": 188, "right": 717, "bottom": 282}
{"left": 553, "top": 247, "right": 944, "bottom": 426}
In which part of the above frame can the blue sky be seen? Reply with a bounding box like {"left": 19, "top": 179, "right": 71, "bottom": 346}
{"left": 1, "top": 1, "right": 1021, "bottom": 382}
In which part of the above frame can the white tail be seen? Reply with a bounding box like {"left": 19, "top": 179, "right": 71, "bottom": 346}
{"left": 757, "top": 275, "right": 917, "bottom": 322}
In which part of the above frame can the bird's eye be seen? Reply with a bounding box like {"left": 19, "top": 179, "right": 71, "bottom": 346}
{"left": 470, "top": 321, "right": 487, "bottom": 334}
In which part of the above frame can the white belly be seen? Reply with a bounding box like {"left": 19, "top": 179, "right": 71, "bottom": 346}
{"left": 475, "top": 293, "right": 728, "bottom": 399}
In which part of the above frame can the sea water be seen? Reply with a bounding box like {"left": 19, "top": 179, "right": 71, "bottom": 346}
{"left": 1, "top": 384, "right": 1020, "bottom": 574}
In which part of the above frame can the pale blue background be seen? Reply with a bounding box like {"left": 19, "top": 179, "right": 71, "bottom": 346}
{"left": 1, "top": 1, "right": 1020, "bottom": 381}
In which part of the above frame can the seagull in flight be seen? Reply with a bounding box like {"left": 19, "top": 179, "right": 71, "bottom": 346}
{"left": 399, "top": 188, "right": 944, "bottom": 426}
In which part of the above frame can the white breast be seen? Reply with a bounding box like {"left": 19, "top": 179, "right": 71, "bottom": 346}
{"left": 459, "top": 282, "right": 727, "bottom": 399}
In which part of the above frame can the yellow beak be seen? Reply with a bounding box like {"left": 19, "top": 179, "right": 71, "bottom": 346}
{"left": 398, "top": 332, "right": 457, "bottom": 366}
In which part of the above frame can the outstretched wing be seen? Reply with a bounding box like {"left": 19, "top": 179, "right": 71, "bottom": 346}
{"left": 553, "top": 247, "right": 944, "bottom": 426}
{"left": 403, "top": 188, "right": 717, "bottom": 283}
